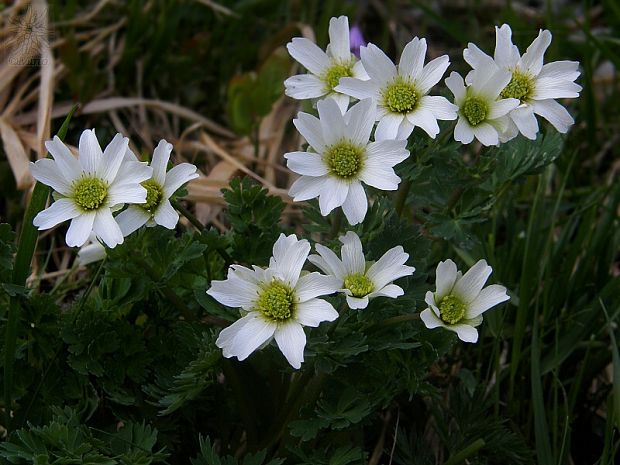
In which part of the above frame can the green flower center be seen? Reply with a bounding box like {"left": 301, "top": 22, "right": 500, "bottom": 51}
{"left": 141, "top": 179, "right": 163, "bottom": 212}
{"left": 256, "top": 280, "right": 296, "bottom": 322}
{"left": 438, "top": 294, "right": 466, "bottom": 325}
{"left": 462, "top": 96, "right": 489, "bottom": 126}
{"left": 500, "top": 70, "right": 533, "bottom": 102}
{"left": 324, "top": 142, "right": 364, "bottom": 179}
{"left": 383, "top": 80, "right": 418, "bottom": 114}
{"left": 323, "top": 63, "right": 354, "bottom": 91}
{"left": 344, "top": 273, "right": 374, "bottom": 298}
{"left": 72, "top": 177, "right": 108, "bottom": 211}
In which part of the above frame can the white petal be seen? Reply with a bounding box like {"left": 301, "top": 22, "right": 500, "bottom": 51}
{"left": 30, "top": 159, "right": 71, "bottom": 195}
{"left": 309, "top": 245, "right": 346, "bottom": 279}
{"left": 345, "top": 98, "right": 375, "bottom": 145}
{"left": 115, "top": 206, "right": 150, "bottom": 236}
{"left": 425, "top": 290, "right": 441, "bottom": 318}
{"left": 98, "top": 133, "right": 129, "bottom": 184}
{"left": 33, "top": 198, "right": 81, "bottom": 229}
{"left": 270, "top": 234, "right": 310, "bottom": 286}
{"left": 494, "top": 24, "right": 520, "bottom": 69}
{"left": 416, "top": 55, "right": 450, "bottom": 94}
{"left": 296, "top": 298, "right": 339, "bottom": 327}
{"left": 153, "top": 199, "right": 179, "bottom": 229}
{"left": 538, "top": 61, "right": 580, "bottom": 82}
{"left": 359, "top": 160, "right": 401, "bottom": 191}
{"left": 285, "top": 74, "right": 327, "bottom": 99}
{"left": 328, "top": 16, "right": 351, "bottom": 62}
{"left": 78, "top": 129, "right": 103, "bottom": 174}
{"left": 288, "top": 175, "right": 328, "bottom": 202}
{"left": 445, "top": 72, "right": 466, "bottom": 103}
{"left": 151, "top": 139, "right": 173, "bottom": 185}
{"left": 107, "top": 183, "right": 147, "bottom": 206}
{"left": 396, "top": 119, "right": 415, "bottom": 140}
{"left": 217, "top": 314, "right": 276, "bottom": 361}
{"left": 330, "top": 93, "right": 352, "bottom": 113}
{"left": 352, "top": 60, "right": 369, "bottom": 80}
{"left": 163, "top": 163, "right": 198, "bottom": 198}
{"left": 114, "top": 161, "right": 152, "bottom": 185}
{"left": 318, "top": 178, "right": 349, "bottom": 216}
{"left": 399, "top": 37, "right": 426, "bottom": 80}
{"left": 375, "top": 113, "right": 404, "bottom": 141}
{"left": 532, "top": 77, "right": 582, "bottom": 100}
{"left": 341, "top": 181, "right": 368, "bottom": 225}
{"left": 287, "top": 37, "right": 330, "bottom": 75}
{"left": 479, "top": 69, "right": 512, "bottom": 98}
{"left": 454, "top": 117, "right": 475, "bottom": 144}
{"left": 520, "top": 29, "right": 552, "bottom": 76}
{"left": 419, "top": 95, "right": 458, "bottom": 121}
{"left": 339, "top": 231, "right": 365, "bottom": 274}
{"left": 44, "top": 136, "right": 81, "bottom": 181}
{"left": 435, "top": 259, "right": 458, "bottom": 299}
{"left": 472, "top": 123, "right": 499, "bottom": 147}
{"left": 368, "top": 283, "right": 403, "bottom": 299}
{"left": 360, "top": 43, "right": 397, "bottom": 86}
{"left": 335, "top": 77, "right": 379, "bottom": 100}
{"left": 274, "top": 322, "right": 306, "bottom": 369}
{"left": 488, "top": 98, "right": 520, "bottom": 119}
{"left": 295, "top": 272, "right": 340, "bottom": 302}
{"left": 509, "top": 106, "right": 539, "bottom": 140}
{"left": 447, "top": 323, "right": 479, "bottom": 343}
{"left": 294, "top": 113, "right": 326, "bottom": 153}
{"left": 406, "top": 107, "right": 440, "bottom": 138}
{"left": 452, "top": 259, "right": 492, "bottom": 304}
{"left": 531, "top": 99, "right": 574, "bottom": 133}
{"left": 317, "top": 98, "right": 346, "bottom": 146}
{"left": 466, "top": 284, "right": 509, "bottom": 318}
{"left": 420, "top": 308, "right": 445, "bottom": 329}
{"left": 463, "top": 42, "right": 496, "bottom": 71}
{"left": 285, "top": 151, "right": 328, "bottom": 176}
{"left": 365, "top": 139, "right": 409, "bottom": 165}
{"left": 208, "top": 268, "right": 261, "bottom": 309}
{"left": 66, "top": 212, "right": 96, "bottom": 247}
{"left": 366, "top": 246, "right": 414, "bottom": 289}
{"left": 93, "top": 208, "right": 124, "bottom": 248}
{"left": 345, "top": 294, "right": 369, "bottom": 309}
{"left": 77, "top": 241, "right": 106, "bottom": 265}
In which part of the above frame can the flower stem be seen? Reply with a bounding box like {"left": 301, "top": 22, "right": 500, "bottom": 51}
{"left": 3, "top": 105, "right": 78, "bottom": 431}
{"left": 379, "top": 313, "right": 420, "bottom": 327}
{"left": 443, "top": 438, "right": 485, "bottom": 465}
{"left": 394, "top": 178, "right": 412, "bottom": 217}
{"left": 170, "top": 198, "right": 204, "bottom": 231}
{"left": 329, "top": 208, "right": 342, "bottom": 239}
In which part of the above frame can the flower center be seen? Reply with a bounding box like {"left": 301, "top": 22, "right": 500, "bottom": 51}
{"left": 256, "top": 280, "right": 296, "bottom": 322}
{"left": 438, "top": 294, "right": 466, "bottom": 325}
{"left": 323, "top": 62, "right": 354, "bottom": 91}
{"left": 383, "top": 80, "right": 418, "bottom": 114}
{"left": 462, "top": 96, "right": 488, "bottom": 126}
{"left": 500, "top": 70, "right": 533, "bottom": 102}
{"left": 324, "top": 142, "right": 364, "bottom": 179}
{"left": 344, "top": 273, "right": 374, "bottom": 298}
{"left": 72, "top": 177, "right": 108, "bottom": 211}
{"left": 140, "top": 179, "right": 163, "bottom": 212}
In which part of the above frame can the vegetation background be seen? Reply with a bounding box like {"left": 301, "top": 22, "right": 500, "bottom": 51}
{"left": 0, "top": 0, "right": 618, "bottom": 464}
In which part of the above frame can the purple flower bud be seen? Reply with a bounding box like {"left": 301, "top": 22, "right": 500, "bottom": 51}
{"left": 349, "top": 24, "right": 366, "bottom": 59}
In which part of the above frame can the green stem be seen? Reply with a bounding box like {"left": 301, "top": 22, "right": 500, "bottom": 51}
{"left": 394, "top": 179, "right": 412, "bottom": 218}
{"left": 170, "top": 198, "right": 204, "bottom": 231}
{"left": 329, "top": 208, "right": 342, "bottom": 239}
{"left": 4, "top": 105, "right": 78, "bottom": 431}
{"left": 378, "top": 313, "right": 420, "bottom": 327}
{"left": 442, "top": 438, "right": 485, "bottom": 465}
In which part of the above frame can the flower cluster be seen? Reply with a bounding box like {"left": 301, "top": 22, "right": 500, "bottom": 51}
{"left": 30, "top": 129, "right": 198, "bottom": 252}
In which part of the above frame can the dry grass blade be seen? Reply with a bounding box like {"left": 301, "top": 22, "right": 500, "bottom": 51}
{"left": 0, "top": 117, "right": 32, "bottom": 188}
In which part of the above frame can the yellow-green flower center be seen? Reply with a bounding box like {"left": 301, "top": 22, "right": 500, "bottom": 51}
{"left": 383, "top": 80, "right": 418, "bottom": 114}
{"left": 72, "top": 177, "right": 108, "bottom": 211}
{"left": 462, "top": 96, "right": 488, "bottom": 126}
{"left": 140, "top": 179, "right": 163, "bottom": 212}
{"left": 323, "top": 63, "right": 354, "bottom": 91}
{"left": 438, "top": 294, "right": 466, "bottom": 325}
{"left": 344, "top": 273, "right": 374, "bottom": 298}
{"left": 500, "top": 70, "right": 534, "bottom": 102}
{"left": 324, "top": 142, "right": 364, "bottom": 179}
{"left": 256, "top": 280, "right": 296, "bottom": 322}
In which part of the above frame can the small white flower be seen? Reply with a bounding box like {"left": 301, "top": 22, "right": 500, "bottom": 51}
{"left": 309, "top": 231, "right": 415, "bottom": 309}
{"left": 207, "top": 234, "right": 341, "bottom": 369}
{"left": 285, "top": 98, "right": 409, "bottom": 225}
{"left": 464, "top": 24, "right": 581, "bottom": 139}
{"left": 30, "top": 129, "right": 152, "bottom": 248}
{"left": 336, "top": 37, "right": 457, "bottom": 140}
{"left": 284, "top": 15, "right": 368, "bottom": 113}
{"left": 114, "top": 139, "right": 198, "bottom": 236}
{"left": 445, "top": 66, "right": 520, "bottom": 146}
{"left": 420, "top": 259, "right": 509, "bottom": 343}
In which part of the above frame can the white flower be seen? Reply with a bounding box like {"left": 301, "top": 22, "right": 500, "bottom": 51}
{"left": 114, "top": 139, "right": 198, "bottom": 236}
{"left": 309, "top": 231, "right": 415, "bottom": 309}
{"left": 420, "top": 259, "right": 509, "bottom": 343}
{"left": 285, "top": 98, "right": 409, "bottom": 225}
{"left": 335, "top": 37, "right": 457, "bottom": 141}
{"left": 464, "top": 24, "right": 581, "bottom": 139}
{"left": 30, "top": 129, "right": 152, "bottom": 248}
{"left": 445, "top": 67, "right": 520, "bottom": 146}
{"left": 207, "top": 234, "right": 341, "bottom": 369}
{"left": 284, "top": 15, "right": 368, "bottom": 113}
